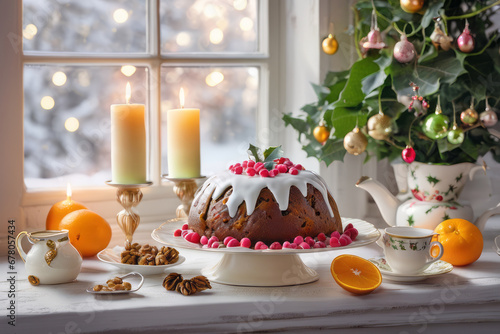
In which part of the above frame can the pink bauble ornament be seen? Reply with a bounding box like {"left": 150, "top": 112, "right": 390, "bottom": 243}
{"left": 480, "top": 109, "right": 498, "bottom": 127}
{"left": 394, "top": 34, "right": 416, "bottom": 63}
{"left": 402, "top": 146, "right": 416, "bottom": 163}
{"left": 457, "top": 22, "right": 475, "bottom": 53}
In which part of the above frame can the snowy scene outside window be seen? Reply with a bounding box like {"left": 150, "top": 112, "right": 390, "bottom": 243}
{"left": 22, "top": 0, "right": 262, "bottom": 189}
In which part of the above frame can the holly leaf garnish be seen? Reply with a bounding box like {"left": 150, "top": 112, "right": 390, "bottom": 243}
{"left": 247, "top": 144, "right": 263, "bottom": 162}
{"left": 247, "top": 144, "right": 285, "bottom": 170}
{"left": 263, "top": 146, "right": 284, "bottom": 162}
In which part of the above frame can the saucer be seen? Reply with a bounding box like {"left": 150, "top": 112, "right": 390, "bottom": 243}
{"left": 369, "top": 257, "right": 453, "bottom": 282}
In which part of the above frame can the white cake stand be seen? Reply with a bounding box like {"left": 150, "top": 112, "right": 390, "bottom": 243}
{"left": 151, "top": 218, "right": 380, "bottom": 287}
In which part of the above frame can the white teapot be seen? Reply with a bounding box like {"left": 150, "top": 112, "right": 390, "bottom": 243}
{"left": 16, "top": 230, "right": 82, "bottom": 285}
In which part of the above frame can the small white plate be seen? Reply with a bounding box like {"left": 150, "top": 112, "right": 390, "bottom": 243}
{"left": 369, "top": 257, "right": 453, "bottom": 282}
{"left": 86, "top": 272, "right": 144, "bottom": 294}
{"left": 97, "top": 246, "right": 185, "bottom": 276}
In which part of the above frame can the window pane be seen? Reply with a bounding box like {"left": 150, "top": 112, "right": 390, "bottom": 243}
{"left": 160, "top": 0, "right": 259, "bottom": 54}
{"left": 24, "top": 65, "right": 148, "bottom": 188}
{"left": 23, "top": 0, "right": 147, "bottom": 53}
{"left": 161, "top": 66, "right": 258, "bottom": 175}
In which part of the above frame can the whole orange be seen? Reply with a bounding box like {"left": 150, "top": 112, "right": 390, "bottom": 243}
{"left": 59, "top": 209, "right": 112, "bottom": 257}
{"left": 434, "top": 218, "right": 483, "bottom": 266}
{"left": 46, "top": 199, "right": 87, "bottom": 230}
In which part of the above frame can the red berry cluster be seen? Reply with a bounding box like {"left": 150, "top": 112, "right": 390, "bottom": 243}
{"left": 174, "top": 223, "right": 359, "bottom": 250}
{"left": 228, "top": 157, "right": 305, "bottom": 178}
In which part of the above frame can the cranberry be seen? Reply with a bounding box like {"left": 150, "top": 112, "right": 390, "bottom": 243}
{"left": 305, "top": 236, "right": 315, "bottom": 247}
{"left": 223, "top": 236, "right": 234, "bottom": 246}
{"left": 233, "top": 166, "right": 243, "bottom": 174}
{"left": 317, "top": 233, "right": 326, "bottom": 242}
{"left": 298, "top": 242, "right": 310, "bottom": 249}
{"left": 227, "top": 239, "right": 240, "bottom": 247}
{"left": 259, "top": 169, "right": 269, "bottom": 177}
{"left": 246, "top": 167, "right": 256, "bottom": 176}
{"left": 240, "top": 238, "right": 251, "bottom": 248}
{"left": 200, "top": 235, "right": 209, "bottom": 245}
{"left": 277, "top": 164, "right": 288, "bottom": 173}
{"left": 173, "top": 229, "right": 182, "bottom": 237}
{"left": 293, "top": 236, "right": 304, "bottom": 245}
{"left": 289, "top": 168, "right": 299, "bottom": 175}
{"left": 330, "top": 237, "right": 341, "bottom": 247}
{"left": 247, "top": 160, "right": 256, "bottom": 167}
{"left": 270, "top": 242, "right": 282, "bottom": 250}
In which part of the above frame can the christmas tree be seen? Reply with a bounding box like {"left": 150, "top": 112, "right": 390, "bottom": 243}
{"left": 284, "top": 0, "right": 500, "bottom": 165}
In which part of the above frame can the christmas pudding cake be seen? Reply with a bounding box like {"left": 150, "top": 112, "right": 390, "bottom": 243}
{"left": 176, "top": 146, "right": 355, "bottom": 250}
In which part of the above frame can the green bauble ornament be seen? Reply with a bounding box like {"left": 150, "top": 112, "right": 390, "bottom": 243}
{"left": 447, "top": 124, "right": 464, "bottom": 145}
{"left": 423, "top": 113, "right": 449, "bottom": 139}
{"left": 422, "top": 96, "right": 449, "bottom": 139}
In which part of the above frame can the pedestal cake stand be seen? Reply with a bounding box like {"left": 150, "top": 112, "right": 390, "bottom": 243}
{"left": 152, "top": 217, "right": 380, "bottom": 287}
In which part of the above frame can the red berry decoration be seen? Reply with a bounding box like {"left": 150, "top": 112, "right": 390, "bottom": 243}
{"left": 402, "top": 146, "right": 416, "bottom": 163}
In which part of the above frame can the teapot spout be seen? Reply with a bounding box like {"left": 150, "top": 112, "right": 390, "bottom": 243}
{"left": 474, "top": 202, "right": 500, "bottom": 233}
{"left": 356, "top": 176, "right": 400, "bottom": 227}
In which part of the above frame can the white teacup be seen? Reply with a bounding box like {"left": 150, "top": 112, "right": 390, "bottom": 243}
{"left": 380, "top": 227, "right": 444, "bottom": 275}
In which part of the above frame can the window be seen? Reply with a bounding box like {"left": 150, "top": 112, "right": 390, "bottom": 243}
{"left": 22, "top": 0, "right": 269, "bottom": 190}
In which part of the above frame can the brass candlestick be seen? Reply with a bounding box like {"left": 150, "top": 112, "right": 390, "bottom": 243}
{"left": 106, "top": 181, "right": 152, "bottom": 244}
{"left": 162, "top": 175, "right": 205, "bottom": 218}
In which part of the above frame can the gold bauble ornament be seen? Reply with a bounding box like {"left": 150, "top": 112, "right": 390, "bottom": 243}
{"left": 313, "top": 121, "right": 330, "bottom": 143}
{"left": 400, "top": 0, "right": 425, "bottom": 13}
{"left": 344, "top": 127, "right": 368, "bottom": 156}
{"left": 367, "top": 113, "right": 393, "bottom": 140}
{"left": 322, "top": 34, "right": 338, "bottom": 55}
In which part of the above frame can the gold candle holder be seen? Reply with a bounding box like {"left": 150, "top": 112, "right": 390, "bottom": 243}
{"left": 162, "top": 175, "right": 205, "bottom": 218}
{"left": 106, "top": 181, "right": 152, "bottom": 244}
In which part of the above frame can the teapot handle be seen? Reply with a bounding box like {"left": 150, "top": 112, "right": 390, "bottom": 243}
{"left": 468, "top": 165, "right": 484, "bottom": 181}
{"left": 15, "top": 231, "right": 28, "bottom": 263}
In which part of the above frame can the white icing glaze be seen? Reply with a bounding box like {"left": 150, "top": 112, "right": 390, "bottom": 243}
{"left": 194, "top": 170, "right": 334, "bottom": 218}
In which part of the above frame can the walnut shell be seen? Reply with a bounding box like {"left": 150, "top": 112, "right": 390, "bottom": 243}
{"left": 190, "top": 276, "right": 212, "bottom": 291}
{"left": 176, "top": 279, "right": 198, "bottom": 296}
{"left": 107, "top": 277, "right": 123, "bottom": 285}
{"left": 139, "top": 244, "right": 158, "bottom": 256}
{"left": 163, "top": 273, "right": 184, "bottom": 291}
{"left": 121, "top": 250, "right": 138, "bottom": 264}
{"left": 138, "top": 254, "right": 155, "bottom": 266}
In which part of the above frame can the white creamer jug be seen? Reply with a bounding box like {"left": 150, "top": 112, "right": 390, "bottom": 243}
{"left": 16, "top": 230, "right": 82, "bottom": 285}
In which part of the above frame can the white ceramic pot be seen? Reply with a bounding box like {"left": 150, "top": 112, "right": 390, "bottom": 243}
{"left": 16, "top": 230, "right": 82, "bottom": 285}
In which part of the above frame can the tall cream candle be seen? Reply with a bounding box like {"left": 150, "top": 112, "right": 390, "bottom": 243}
{"left": 111, "top": 83, "right": 146, "bottom": 184}
{"left": 167, "top": 88, "right": 200, "bottom": 178}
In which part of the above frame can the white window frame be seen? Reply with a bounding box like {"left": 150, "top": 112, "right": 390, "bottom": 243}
{"left": 11, "top": 0, "right": 274, "bottom": 228}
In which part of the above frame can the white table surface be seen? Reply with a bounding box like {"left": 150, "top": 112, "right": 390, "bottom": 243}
{"left": 2, "top": 216, "right": 500, "bottom": 334}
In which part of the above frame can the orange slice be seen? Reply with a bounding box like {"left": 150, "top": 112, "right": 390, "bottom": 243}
{"left": 330, "top": 254, "right": 382, "bottom": 295}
